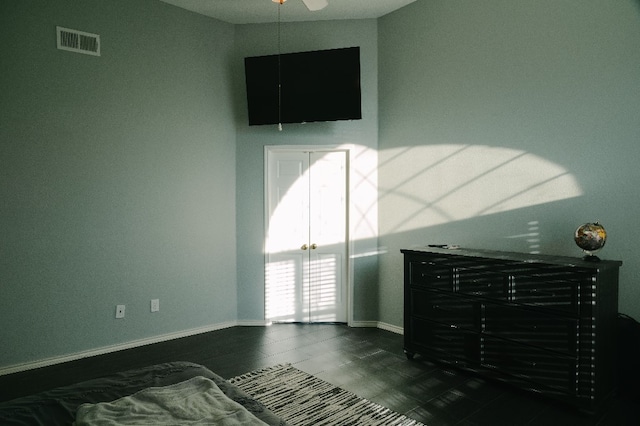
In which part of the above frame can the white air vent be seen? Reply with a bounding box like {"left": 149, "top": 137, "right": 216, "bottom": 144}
{"left": 56, "top": 26, "right": 100, "bottom": 56}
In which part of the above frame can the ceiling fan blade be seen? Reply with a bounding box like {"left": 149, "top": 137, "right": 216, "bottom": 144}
{"left": 301, "top": 0, "right": 328, "bottom": 11}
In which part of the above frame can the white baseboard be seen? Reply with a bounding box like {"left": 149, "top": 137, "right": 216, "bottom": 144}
{"left": 0, "top": 321, "right": 237, "bottom": 377}
{"left": 376, "top": 321, "right": 404, "bottom": 335}
{"left": 236, "top": 319, "right": 271, "bottom": 327}
{"left": 349, "top": 320, "right": 379, "bottom": 328}
{"left": 0, "top": 320, "right": 403, "bottom": 377}
{"left": 350, "top": 320, "right": 404, "bottom": 335}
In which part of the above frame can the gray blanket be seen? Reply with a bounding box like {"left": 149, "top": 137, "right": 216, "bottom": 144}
{"left": 74, "top": 376, "right": 268, "bottom": 425}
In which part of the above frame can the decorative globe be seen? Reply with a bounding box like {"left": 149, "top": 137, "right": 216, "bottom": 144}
{"left": 574, "top": 222, "right": 606, "bottom": 260}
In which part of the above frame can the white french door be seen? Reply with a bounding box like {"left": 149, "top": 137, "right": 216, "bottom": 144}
{"left": 265, "top": 148, "right": 348, "bottom": 323}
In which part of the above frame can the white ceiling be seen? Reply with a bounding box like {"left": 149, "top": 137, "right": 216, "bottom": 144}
{"left": 159, "top": 0, "right": 417, "bottom": 24}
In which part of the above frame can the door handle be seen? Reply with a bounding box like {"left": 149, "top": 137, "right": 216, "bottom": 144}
{"left": 310, "top": 243, "right": 318, "bottom": 250}
{"left": 301, "top": 244, "right": 308, "bottom": 250}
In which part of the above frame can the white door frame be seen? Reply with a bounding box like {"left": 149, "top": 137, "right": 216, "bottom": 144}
{"left": 264, "top": 145, "right": 353, "bottom": 325}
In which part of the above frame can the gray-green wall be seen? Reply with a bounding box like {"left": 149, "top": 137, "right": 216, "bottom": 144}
{"left": 377, "top": 0, "right": 640, "bottom": 326}
{"left": 1, "top": 0, "right": 237, "bottom": 368}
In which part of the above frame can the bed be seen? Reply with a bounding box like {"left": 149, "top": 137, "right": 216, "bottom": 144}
{"left": 0, "top": 361, "right": 287, "bottom": 425}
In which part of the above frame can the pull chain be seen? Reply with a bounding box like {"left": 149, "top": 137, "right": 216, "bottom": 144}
{"left": 277, "top": 2, "right": 283, "bottom": 131}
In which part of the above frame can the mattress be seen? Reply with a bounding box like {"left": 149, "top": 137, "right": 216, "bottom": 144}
{"left": 0, "top": 361, "right": 287, "bottom": 426}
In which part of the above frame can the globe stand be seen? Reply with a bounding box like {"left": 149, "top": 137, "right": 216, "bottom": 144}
{"left": 583, "top": 253, "right": 601, "bottom": 262}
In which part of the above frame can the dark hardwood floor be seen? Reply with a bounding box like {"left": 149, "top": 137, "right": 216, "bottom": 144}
{"left": 1, "top": 324, "right": 638, "bottom": 425}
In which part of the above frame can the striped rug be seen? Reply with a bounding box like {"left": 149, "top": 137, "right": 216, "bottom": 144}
{"left": 229, "top": 364, "right": 425, "bottom": 426}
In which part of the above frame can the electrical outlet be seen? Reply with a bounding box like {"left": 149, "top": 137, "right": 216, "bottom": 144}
{"left": 151, "top": 299, "right": 159, "bottom": 312}
{"left": 115, "top": 304, "right": 125, "bottom": 319}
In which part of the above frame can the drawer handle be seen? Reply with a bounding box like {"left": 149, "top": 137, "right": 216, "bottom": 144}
{"left": 512, "top": 358, "right": 538, "bottom": 368}
{"left": 513, "top": 323, "right": 538, "bottom": 331}
{"left": 422, "top": 273, "right": 443, "bottom": 279}
{"left": 471, "top": 280, "right": 492, "bottom": 287}
{"left": 528, "top": 289, "right": 556, "bottom": 297}
{"left": 433, "top": 304, "right": 451, "bottom": 312}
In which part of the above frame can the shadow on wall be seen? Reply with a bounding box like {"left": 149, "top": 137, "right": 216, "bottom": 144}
{"left": 382, "top": 198, "right": 590, "bottom": 258}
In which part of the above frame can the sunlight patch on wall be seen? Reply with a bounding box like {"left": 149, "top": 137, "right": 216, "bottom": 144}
{"left": 348, "top": 144, "right": 379, "bottom": 243}
{"left": 379, "top": 145, "right": 583, "bottom": 235}
{"left": 506, "top": 221, "right": 542, "bottom": 254}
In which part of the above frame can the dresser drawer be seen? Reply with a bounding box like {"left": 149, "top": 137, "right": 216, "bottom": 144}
{"left": 510, "top": 269, "right": 584, "bottom": 314}
{"left": 484, "top": 305, "right": 578, "bottom": 356}
{"left": 409, "top": 317, "right": 480, "bottom": 366}
{"left": 457, "top": 266, "right": 509, "bottom": 301}
{"left": 482, "top": 336, "right": 578, "bottom": 395}
{"left": 409, "top": 260, "right": 453, "bottom": 291}
{"left": 410, "top": 289, "right": 481, "bottom": 332}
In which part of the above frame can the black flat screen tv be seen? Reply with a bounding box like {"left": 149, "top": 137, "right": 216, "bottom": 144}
{"left": 244, "top": 46, "right": 361, "bottom": 126}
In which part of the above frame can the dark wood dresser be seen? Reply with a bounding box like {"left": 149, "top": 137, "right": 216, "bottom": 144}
{"left": 402, "top": 247, "right": 622, "bottom": 411}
